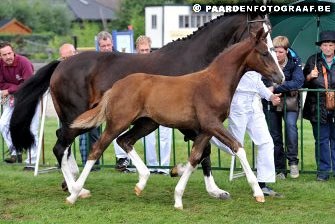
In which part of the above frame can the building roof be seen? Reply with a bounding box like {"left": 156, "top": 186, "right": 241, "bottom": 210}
{"left": 0, "top": 18, "right": 32, "bottom": 34}
{"left": 96, "top": 0, "right": 121, "bottom": 11}
{"left": 66, "top": 0, "right": 117, "bottom": 21}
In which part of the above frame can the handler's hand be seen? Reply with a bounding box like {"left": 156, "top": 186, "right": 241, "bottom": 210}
{"left": 271, "top": 93, "right": 281, "bottom": 106}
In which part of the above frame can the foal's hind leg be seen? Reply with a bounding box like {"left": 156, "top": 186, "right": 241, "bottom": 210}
{"left": 66, "top": 124, "right": 120, "bottom": 204}
{"left": 117, "top": 118, "right": 159, "bottom": 195}
{"left": 59, "top": 146, "right": 91, "bottom": 200}
{"left": 174, "top": 133, "right": 211, "bottom": 209}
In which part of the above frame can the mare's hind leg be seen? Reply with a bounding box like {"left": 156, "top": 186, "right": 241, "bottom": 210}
{"left": 201, "top": 144, "right": 230, "bottom": 199}
{"left": 173, "top": 129, "right": 230, "bottom": 200}
{"left": 174, "top": 133, "right": 211, "bottom": 210}
{"left": 54, "top": 128, "right": 90, "bottom": 199}
{"left": 117, "top": 118, "right": 159, "bottom": 195}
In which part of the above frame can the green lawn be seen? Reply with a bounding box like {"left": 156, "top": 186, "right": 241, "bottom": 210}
{"left": 1, "top": 164, "right": 335, "bottom": 224}
{"left": 1, "top": 117, "right": 333, "bottom": 224}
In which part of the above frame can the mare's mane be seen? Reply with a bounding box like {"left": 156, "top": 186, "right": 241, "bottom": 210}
{"left": 162, "top": 14, "right": 243, "bottom": 48}
{"left": 167, "top": 13, "right": 265, "bottom": 43}
{"left": 173, "top": 15, "right": 225, "bottom": 41}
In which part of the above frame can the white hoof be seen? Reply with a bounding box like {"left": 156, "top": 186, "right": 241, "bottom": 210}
{"left": 134, "top": 185, "right": 142, "bottom": 196}
{"left": 208, "top": 190, "right": 231, "bottom": 200}
{"left": 174, "top": 191, "right": 183, "bottom": 210}
{"left": 78, "top": 188, "right": 91, "bottom": 199}
{"left": 174, "top": 204, "right": 183, "bottom": 210}
{"left": 65, "top": 195, "right": 76, "bottom": 204}
{"left": 170, "top": 164, "right": 186, "bottom": 177}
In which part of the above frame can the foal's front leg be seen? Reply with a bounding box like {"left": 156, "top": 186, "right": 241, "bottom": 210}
{"left": 211, "top": 125, "right": 264, "bottom": 202}
{"left": 174, "top": 133, "right": 211, "bottom": 210}
{"left": 127, "top": 149, "right": 150, "bottom": 195}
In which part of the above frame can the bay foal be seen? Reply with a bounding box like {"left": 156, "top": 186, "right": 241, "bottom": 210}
{"left": 70, "top": 28, "right": 284, "bottom": 208}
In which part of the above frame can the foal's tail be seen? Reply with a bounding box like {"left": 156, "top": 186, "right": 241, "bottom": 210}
{"left": 10, "top": 60, "right": 61, "bottom": 150}
{"left": 71, "top": 90, "right": 110, "bottom": 129}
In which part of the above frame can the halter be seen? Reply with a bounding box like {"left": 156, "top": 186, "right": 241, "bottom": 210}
{"left": 246, "top": 14, "right": 284, "bottom": 82}
{"left": 246, "top": 14, "right": 269, "bottom": 34}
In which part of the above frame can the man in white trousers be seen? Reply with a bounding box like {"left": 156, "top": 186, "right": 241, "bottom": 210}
{"left": 136, "top": 35, "right": 172, "bottom": 175}
{"left": 0, "top": 41, "right": 40, "bottom": 168}
{"left": 210, "top": 70, "right": 283, "bottom": 197}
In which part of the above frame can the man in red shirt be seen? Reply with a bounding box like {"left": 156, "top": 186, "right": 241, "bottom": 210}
{"left": 0, "top": 41, "right": 39, "bottom": 166}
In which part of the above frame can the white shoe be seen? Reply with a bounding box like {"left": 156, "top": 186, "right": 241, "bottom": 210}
{"left": 290, "top": 165, "right": 299, "bottom": 178}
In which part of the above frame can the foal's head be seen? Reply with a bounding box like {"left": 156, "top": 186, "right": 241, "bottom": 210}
{"left": 246, "top": 28, "right": 284, "bottom": 84}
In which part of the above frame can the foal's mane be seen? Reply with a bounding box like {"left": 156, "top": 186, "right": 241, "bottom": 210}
{"left": 209, "top": 35, "right": 252, "bottom": 65}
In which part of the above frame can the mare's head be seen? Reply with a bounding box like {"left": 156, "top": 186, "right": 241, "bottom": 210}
{"left": 245, "top": 28, "right": 285, "bottom": 84}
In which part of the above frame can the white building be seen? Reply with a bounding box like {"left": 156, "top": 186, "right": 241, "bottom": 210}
{"left": 145, "top": 4, "right": 222, "bottom": 49}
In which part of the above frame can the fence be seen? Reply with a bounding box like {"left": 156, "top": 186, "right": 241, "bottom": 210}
{"left": 0, "top": 89, "right": 331, "bottom": 175}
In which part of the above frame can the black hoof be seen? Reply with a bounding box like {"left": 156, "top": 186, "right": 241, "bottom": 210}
{"left": 61, "top": 180, "right": 68, "bottom": 192}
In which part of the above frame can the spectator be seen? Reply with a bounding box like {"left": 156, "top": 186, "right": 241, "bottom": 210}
{"left": 0, "top": 41, "right": 40, "bottom": 169}
{"left": 262, "top": 36, "right": 304, "bottom": 179}
{"left": 136, "top": 35, "right": 172, "bottom": 175}
{"left": 92, "top": 31, "right": 130, "bottom": 171}
{"left": 303, "top": 30, "right": 335, "bottom": 181}
{"left": 59, "top": 43, "right": 77, "bottom": 60}
{"left": 210, "top": 70, "right": 283, "bottom": 197}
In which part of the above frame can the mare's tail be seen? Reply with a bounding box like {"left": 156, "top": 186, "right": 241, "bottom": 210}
{"left": 71, "top": 90, "right": 110, "bottom": 129}
{"left": 10, "top": 60, "right": 61, "bottom": 150}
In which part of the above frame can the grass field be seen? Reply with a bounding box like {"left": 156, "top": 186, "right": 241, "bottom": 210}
{"left": 1, "top": 164, "right": 335, "bottom": 224}
{"left": 1, "top": 117, "right": 334, "bottom": 224}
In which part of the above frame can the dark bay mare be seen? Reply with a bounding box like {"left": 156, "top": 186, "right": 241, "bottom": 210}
{"left": 70, "top": 28, "right": 284, "bottom": 208}
{"left": 10, "top": 13, "right": 272, "bottom": 199}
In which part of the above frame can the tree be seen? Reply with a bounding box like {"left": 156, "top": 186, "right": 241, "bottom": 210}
{"left": 0, "top": 0, "right": 72, "bottom": 35}
{"left": 111, "top": 0, "right": 183, "bottom": 39}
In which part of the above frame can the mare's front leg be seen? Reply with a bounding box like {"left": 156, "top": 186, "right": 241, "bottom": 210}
{"left": 174, "top": 133, "right": 211, "bottom": 210}
{"left": 210, "top": 125, "right": 264, "bottom": 203}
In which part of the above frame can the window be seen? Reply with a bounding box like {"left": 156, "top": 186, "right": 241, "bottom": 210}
{"left": 152, "top": 15, "right": 157, "bottom": 29}
{"left": 184, "top": 15, "right": 189, "bottom": 28}
{"left": 179, "top": 14, "right": 212, "bottom": 28}
{"left": 196, "top": 15, "right": 201, "bottom": 27}
{"left": 191, "top": 15, "right": 195, "bottom": 28}
{"left": 202, "top": 15, "right": 208, "bottom": 24}
{"left": 179, "top": 15, "right": 184, "bottom": 28}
